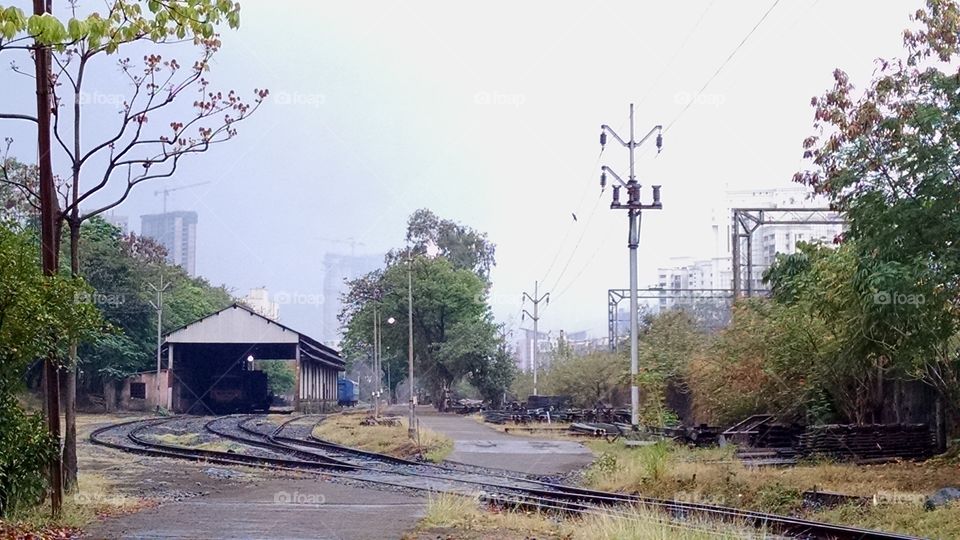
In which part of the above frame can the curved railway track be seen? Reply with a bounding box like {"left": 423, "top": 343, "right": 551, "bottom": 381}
{"left": 90, "top": 415, "right": 921, "bottom": 540}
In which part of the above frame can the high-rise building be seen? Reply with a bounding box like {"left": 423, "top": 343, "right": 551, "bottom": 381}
{"left": 140, "top": 211, "right": 198, "bottom": 276}
{"left": 321, "top": 252, "right": 385, "bottom": 344}
{"left": 242, "top": 287, "right": 280, "bottom": 321}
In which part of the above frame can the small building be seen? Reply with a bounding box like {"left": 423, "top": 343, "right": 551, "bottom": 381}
{"left": 119, "top": 304, "right": 344, "bottom": 414}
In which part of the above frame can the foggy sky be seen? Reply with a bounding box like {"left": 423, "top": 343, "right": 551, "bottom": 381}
{"left": 0, "top": 0, "right": 920, "bottom": 339}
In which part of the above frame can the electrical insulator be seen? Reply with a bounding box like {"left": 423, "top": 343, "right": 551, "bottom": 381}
{"left": 656, "top": 132, "right": 663, "bottom": 152}
{"left": 600, "top": 131, "right": 606, "bottom": 147}
{"left": 652, "top": 185, "right": 662, "bottom": 205}
{"left": 600, "top": 171, "right": 607, "bottom": 188}
{"left": 612, "top": 186, "right": 620, "bottom": 204}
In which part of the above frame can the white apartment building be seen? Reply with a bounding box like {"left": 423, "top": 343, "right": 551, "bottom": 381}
{"left": 242, "top": 287, "right": 280, "bottom": 321}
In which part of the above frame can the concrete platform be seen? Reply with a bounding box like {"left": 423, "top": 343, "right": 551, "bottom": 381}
{"left": 84, "top": 478, "right": 426, "bottom": 540}
{"left": 415, "top": 409, "right": 594, "bottom": 476}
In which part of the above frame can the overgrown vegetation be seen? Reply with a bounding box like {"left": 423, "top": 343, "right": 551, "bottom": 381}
{"left": 411, "top": 493, "right": 761, "bottom": 540}
{"left": 580, "top": 440, "right": 960, "bottom": 536}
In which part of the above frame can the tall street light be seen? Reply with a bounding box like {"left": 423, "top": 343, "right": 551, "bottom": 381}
{"left": 407, "top": 258, "right": 416, "bottom": 439}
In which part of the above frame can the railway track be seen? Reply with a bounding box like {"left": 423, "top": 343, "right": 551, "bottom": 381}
{"left": 90, "top": 415, "right": 922, "bottom": 540}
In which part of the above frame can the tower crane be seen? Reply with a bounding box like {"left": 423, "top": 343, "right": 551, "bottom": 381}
{"left": 154, "top": 181, "right": 212, "bottom": 214}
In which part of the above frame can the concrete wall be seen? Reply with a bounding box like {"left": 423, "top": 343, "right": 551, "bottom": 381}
{"left": 118, "top": 369, "right": 171, "bottom": 411}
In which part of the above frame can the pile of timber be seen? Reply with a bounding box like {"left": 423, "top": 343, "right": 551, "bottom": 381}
{"left": 798, "top": 423, "right": 935, "bottom": 460}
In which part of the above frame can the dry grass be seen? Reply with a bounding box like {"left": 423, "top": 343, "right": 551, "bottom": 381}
{"left": 313, "top": 411, "right": 453, "bottom": 462}
{"left": 581, "top": 439, "right": 960, "bottom": 537}
{"left": 411, "top": 493, "right": 762, "bottom": 539}
{"left": 7, "top": 471, "right": 150, "bottom": 531}
{"left": 814, "top": 502, "right": 960, "bottom": 539}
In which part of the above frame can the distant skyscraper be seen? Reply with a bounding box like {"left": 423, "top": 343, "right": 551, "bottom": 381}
{"left": 141, "top": 211, "right": 198, "bottom": 276}
{"left": 321, "top": 252, "right": 384, "bottom": 344}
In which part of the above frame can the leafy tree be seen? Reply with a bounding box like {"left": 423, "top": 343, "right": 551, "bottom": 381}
{"left": 794, "top": 0, "right": 960, "bottom": 426}
{"left": 341, "top": 255, "right": 491, "bottom": 405}
{"left": 0, "top": 221, "right": 100, "bottom": 516}
{"left": 341, "top": 210, "right": 510, "bottom": 406}
{"left": 387, "top": 209, "right": 496, "bottom": 281}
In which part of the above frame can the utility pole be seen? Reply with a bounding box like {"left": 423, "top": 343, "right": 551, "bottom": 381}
{"left": 33, "top": 0, "right": 62, "bottom": 517}
{"left": 522, "top": 281, "right": 549, "bottom": 396}
{"left": 148, "top": 274, "right": 172, "bottom": 411}
{"left": 599, "top": 103, "right": 663, "bottom": 428}
{"left": 407, "top": 260, "right": 416, "bottom": 439}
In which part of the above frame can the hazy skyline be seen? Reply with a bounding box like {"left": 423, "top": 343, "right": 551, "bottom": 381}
{"left": 1, "top": 0, "right": 921, "bottom": 339}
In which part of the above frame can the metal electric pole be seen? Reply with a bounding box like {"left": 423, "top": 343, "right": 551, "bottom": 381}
{"left": 148, "top": 274, "right": 172, "bottom": 411}
{"left": 522, "top": 281, "right": 549, "bottom": 396}
{"left": 599, "top": 104, "right": 663, "bottom": 428}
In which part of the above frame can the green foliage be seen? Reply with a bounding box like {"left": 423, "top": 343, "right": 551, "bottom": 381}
{"left": 341, "top": 210, "right": 509, "bottom": 404}
{"left": 0, "top": 222, "right": 99, "bottom": 517}
{"left": 0, "top": 0, "right": 240, "bottom": 48}
{"left": 637, "top": 310, "right": 703, "bottom": 425}
{"left": 0, "top": 393, "right": 56, "bottom": 517}
{"left": 548, "top": 351, "right": 626, "bottom": 408}
{"left": 795, "top": 0, "right": 960, "bottom": 424}
{"left": 387, "top": 209, "right": 496, "bottom": 281}
{"left": 258, "top": 360, "right": 295, "bottom": 396}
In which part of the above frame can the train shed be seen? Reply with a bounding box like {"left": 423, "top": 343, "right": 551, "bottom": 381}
{"left": 157, "top": 303, "right": 344, "bottom": 414}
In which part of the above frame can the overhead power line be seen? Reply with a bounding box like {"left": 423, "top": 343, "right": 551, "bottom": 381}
{"left": 665, "top": 0, "right": 782, "bottom": 133}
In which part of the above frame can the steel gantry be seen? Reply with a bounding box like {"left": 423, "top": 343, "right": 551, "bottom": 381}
{"left": 607, "top": 287, "right": 734, "bottom": 351}
{"left": 731, "top": 208, "right": 846, "bottom": 297}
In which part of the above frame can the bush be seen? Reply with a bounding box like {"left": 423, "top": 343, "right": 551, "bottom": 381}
{"left": 0, "top": 392, "right": 57, "bottom": 517}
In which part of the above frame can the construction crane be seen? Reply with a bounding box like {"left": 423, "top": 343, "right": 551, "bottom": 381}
{"left": 316, "top": 236, "right": 366, "bottom": 257}
{"left": 154, "top": 181, "right": 212, "bottom": 214}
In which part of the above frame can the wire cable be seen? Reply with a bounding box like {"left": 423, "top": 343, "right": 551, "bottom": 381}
{"left": 664, "top": 0, "right": 782, "bottom": 133}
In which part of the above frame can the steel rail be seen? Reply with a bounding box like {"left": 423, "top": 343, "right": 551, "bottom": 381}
{"left": 91, "top": 417, "right": 921, "bottom": 540}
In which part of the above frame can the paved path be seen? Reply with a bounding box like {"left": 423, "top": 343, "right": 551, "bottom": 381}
{"left": 416, "top": 409, "right": 594, "bottom": 476}
{"left": 85, "top": 477, "right": 425, "bottom": 540}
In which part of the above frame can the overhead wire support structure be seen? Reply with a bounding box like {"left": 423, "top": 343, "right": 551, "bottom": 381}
{"left": 599, "top": 104, "right": 663, "bottom": 428}
{"left": 521, "top": 281, "right": 549, "bottom": 396}
{"left": 731, "top": 207, "right": 846, "bottom": 297}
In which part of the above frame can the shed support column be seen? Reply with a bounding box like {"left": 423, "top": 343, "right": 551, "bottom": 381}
{"left": 167, "top": 344, "right": 174, "bottom": 410}
{"left": 294, "top": 346, "right": 301, "bottom": 412}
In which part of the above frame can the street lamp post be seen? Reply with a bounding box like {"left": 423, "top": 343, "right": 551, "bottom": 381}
{"left": 407, "top": 259, "right": 416, "bottom": 439}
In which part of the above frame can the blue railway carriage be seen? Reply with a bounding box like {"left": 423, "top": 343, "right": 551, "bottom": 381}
{"left": 337, "top": 378, "right": 359, "bottom": 407}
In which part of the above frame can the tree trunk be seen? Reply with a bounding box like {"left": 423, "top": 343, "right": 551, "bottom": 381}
{"left": 63, "top": 221, "right": 81, "bottom": 492}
